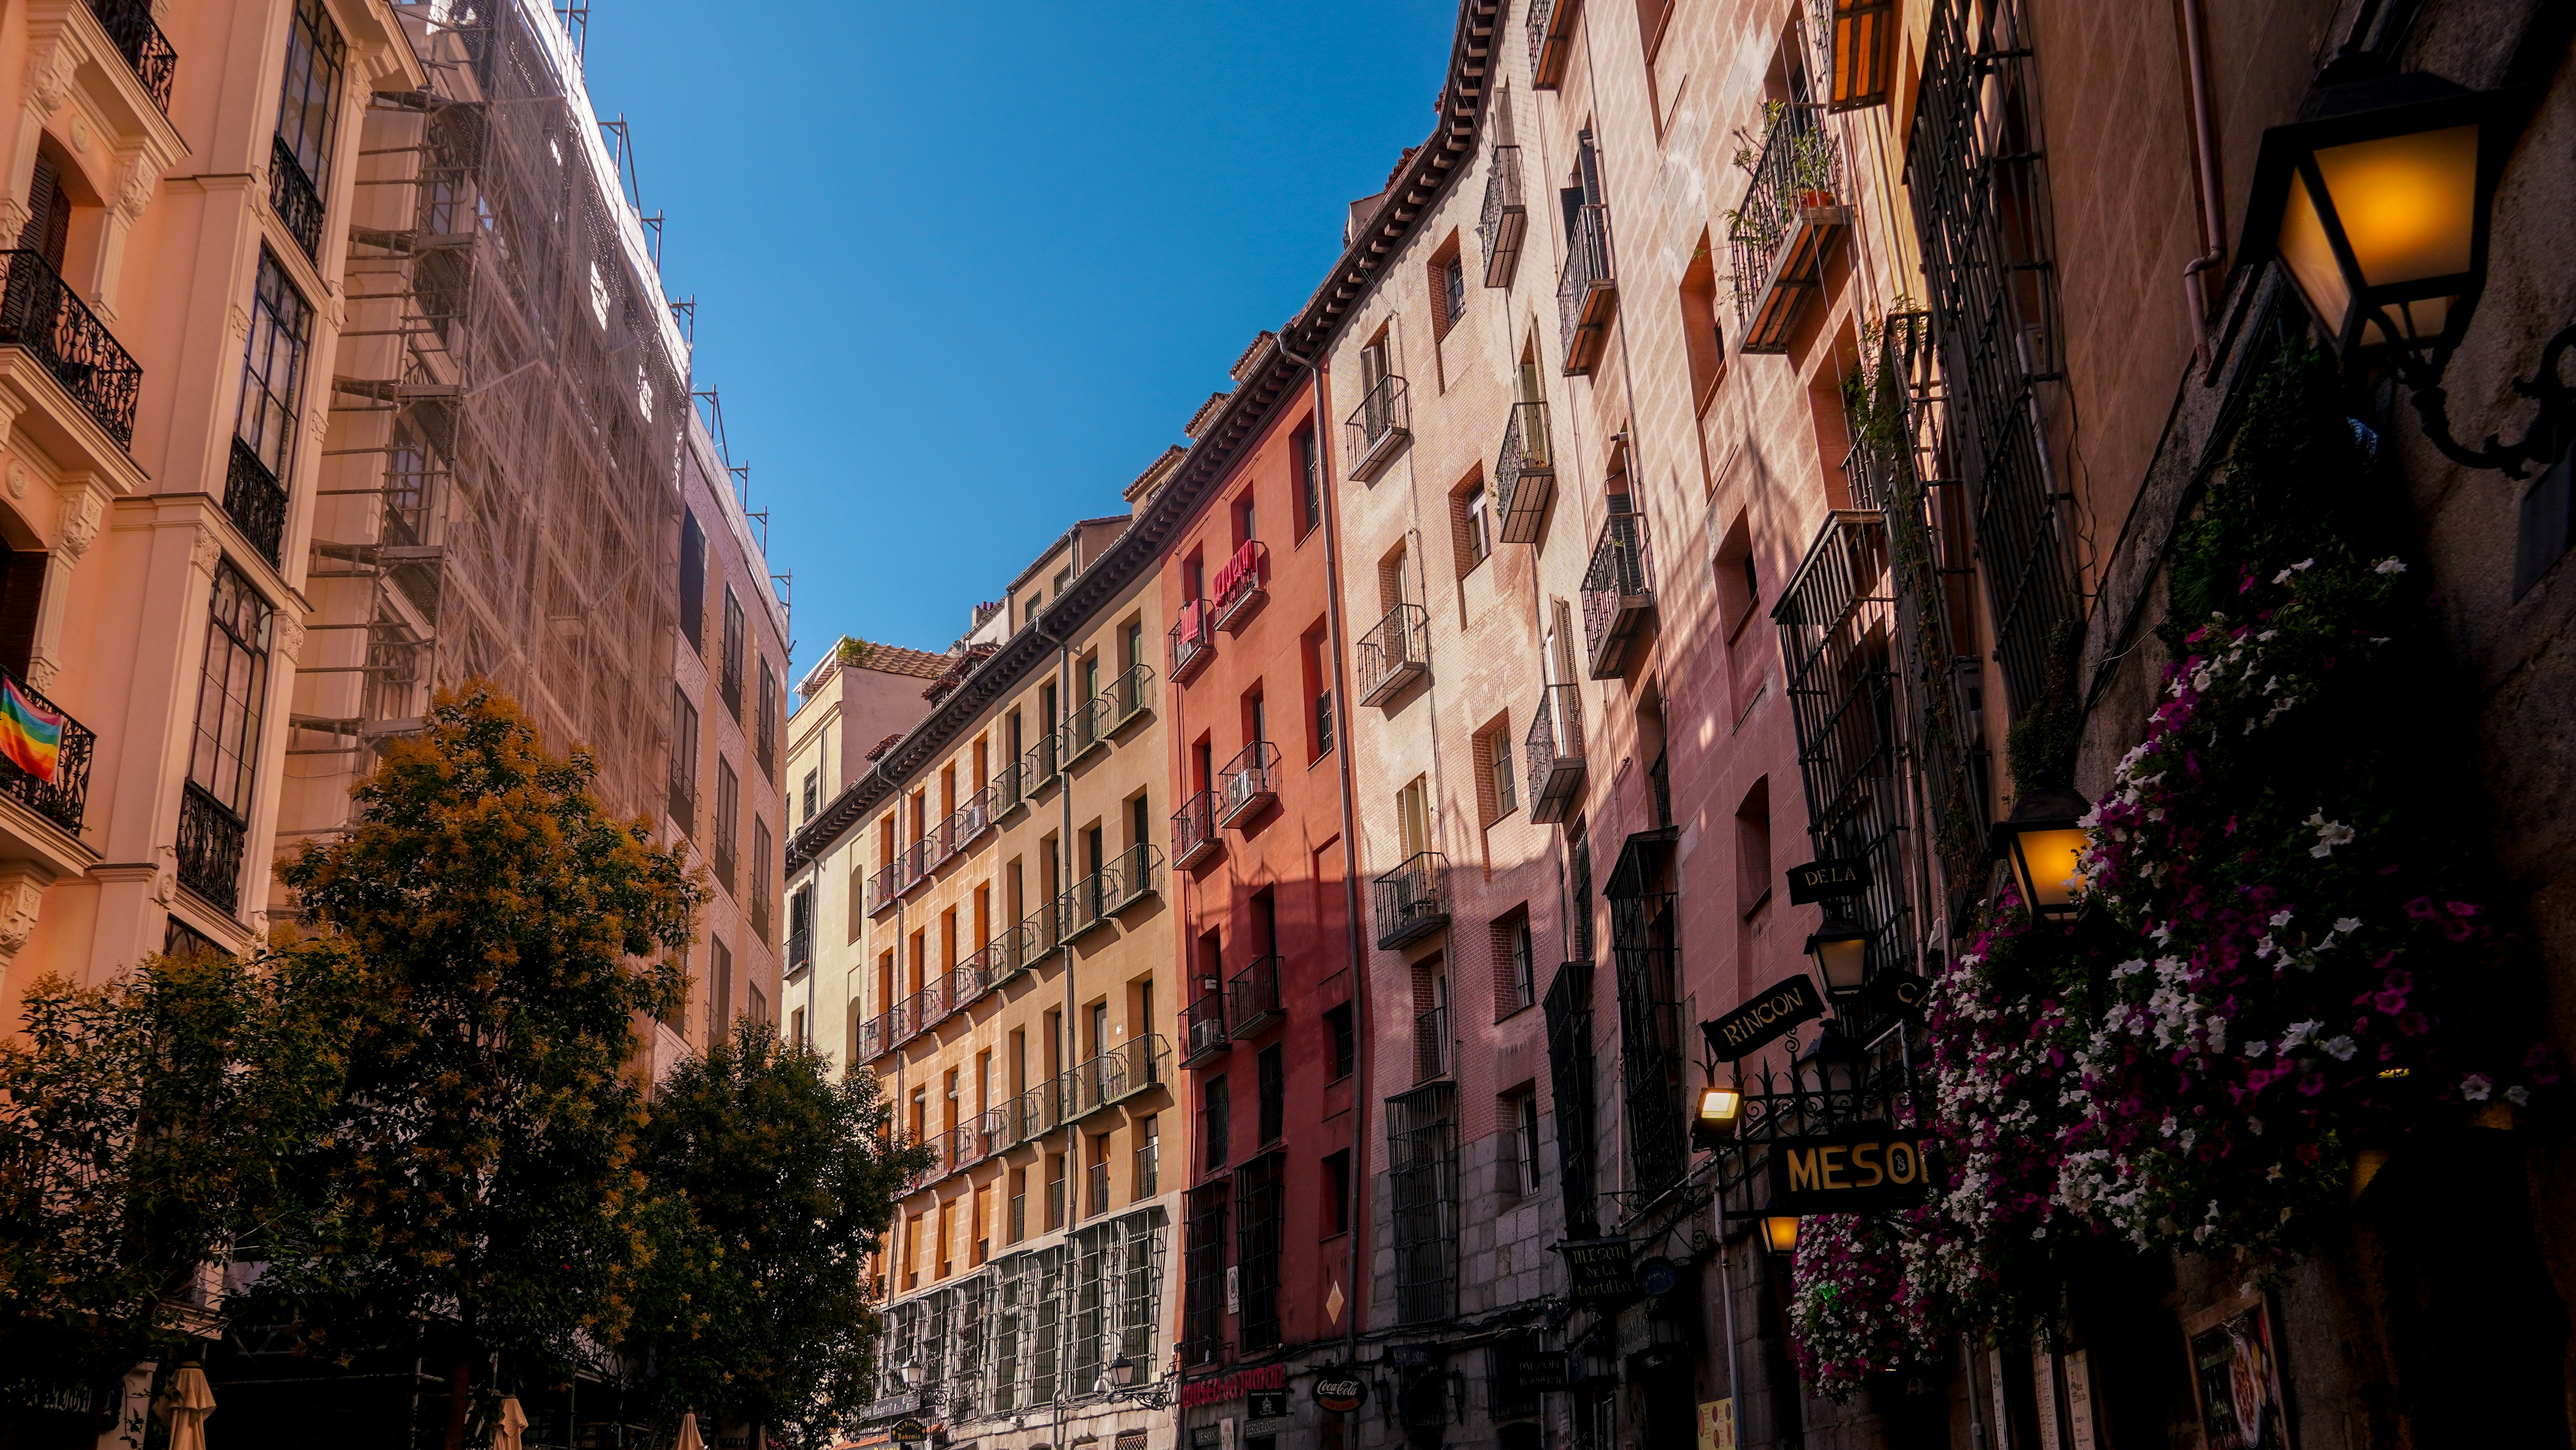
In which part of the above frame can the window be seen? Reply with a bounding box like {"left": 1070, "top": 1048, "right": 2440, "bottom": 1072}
{"left": 720, "top": 587, "right": 746, "bottom": 719}
{"left": 1088, "top": 1133, "right": 1113, "bottom": 1217}
{"left": 1387, "top": 1083, "right": 1459, "bottom": 1323}
{"left": 790, "top": 1006, "right": 806, "bottom": 1044}
{"left": 751, "top": 818, "right": 773, "bottom": 941}
{"left": 1235, "top": 1153, "right": 1284, "bottom": 1351}
{"left": 748, "top": 983, "right": 766, "bottom": 1026}
{"left": 1202, "top": 1075, "right": 1231, "bottom": 1173}
{"left": 788, "top": 886, "right": 813, "bottom": 975}
{"left": 1479, "top": 719, "right": 1517, "bottom": 822}
{"left": 713, "top": 759, "right": 739, "bottom": 890}
{"left": 801, "top": 769, "right": 819, "bottom": 824}
{"left": 236, "top": 250, "right": 313, "bottom": 487}
{"left": 668, "top": 686, "right": 699, "bottom": 829}
{"left": 1430, "top": 237, "right": 1467, "bottom": 340}
{"left": 1296, "top": 423, "right": 1322, "bottom": 537}
{"left": 709, "top": 936, "right": 733, "bottom": 1037}
{"left": 678, "top": 511, "right": 706, "bottom": 650}
{"left": 271, "top": 0, "right": 344, "bottom": 254}
{"left": 1736, "top": 779, "right": 1773, "bottom": 918}
{"left": 1326, "top": 1003, "right": 1355, "bottom": 1080}
{"left": 1453, "top": 478, "right": 1492, "bottom": 574}
{"left": 1681, "top": 229, "right": 1727, "bottom": 408}
{"left": 1047, "top": 1154, "right": 1067, "bottom": 1230}
{"left": 1506, "top": 1091, "right": 1543, "bottom": 1196}
{"left": 1136, "top": 1115, "right": 1160, "bottom": 1198}
{"left": 1257, "top": 1043, "right": 1284, "bottom": 1146}
{"left": 188, "top": 562, "right": 273, "bottom": 821}
{"left": 1397, "top": 776, "right": 1432, "bottom": 860}
{"left": 1322, "top": 1149, "right": 1353, "bottom": 1236}
{"left": 1304, "top": 625, "right": 1334, "bottom": 760}
{"left": 1494, "top": 910, "right": 1536, "bottom": 1014}
{"left": 757, "top": 656, "right": 779, "bottom": 779}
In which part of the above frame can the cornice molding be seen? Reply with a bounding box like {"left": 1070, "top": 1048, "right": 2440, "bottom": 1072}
{"left": 786, "top": 0, "right": 1498, "bottom": 877}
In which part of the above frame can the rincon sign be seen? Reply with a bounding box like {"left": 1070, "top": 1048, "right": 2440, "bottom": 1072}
{"left": 1700, "top": 974, "right": 1825, "bottom": 1061}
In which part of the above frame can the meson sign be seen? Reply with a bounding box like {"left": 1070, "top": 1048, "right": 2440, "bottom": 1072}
{"left": 1764, "top": 1123, "right": 1933, "bottom": 1214}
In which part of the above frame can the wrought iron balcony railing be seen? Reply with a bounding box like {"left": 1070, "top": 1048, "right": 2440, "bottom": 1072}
{"left": 748, "top": 892, "right": 769, "bottom": 946}
{"left": 855, "top": 1011, "right": 891, "bottom": 1063}
{"left": 1212, "top": 540, "right": 1268, "bottom": 632}
{"left": 1109, "top": 662, "right": 1154, "bottom": 727}
{"left": 1374, "top": 851, "right": 1450, "bottom": 950}
{"left": 1170, "top": 599, "right": 1214, "bottom": 683}
{"left": 1413, "top": 1005, "right": 1449, "bottom": 1083}
{"left": 1525, "top": 681, "right": 1586, "bottom": 825}
{"left": 1104, "top": 841, "right": 1163, "bottom": 912}
{"left": 0, "top": 249, "right": 141, "bottom": 448}
{"left": 1227, "top": 955, "right": 1283, "bottom": 1040}
{"left": 1182, "top": 985, "right": 1231, "bottom": 1065}
{"left": 269, "top": 135, "right": 326, "bottom": 262}
{"left": 1217, "top": 741, "right": 1278, "bottom": 828}
{"left": 1730, "top": 103, "right": 1849, "bottom": 353}
{"left": 899, "top": 837, "right": 932, "bottom": 895}
{"left": 1021, "top": 895, "right": 1066, "bottom": 963}
{"left": 1021, "top": 727, "right": 1063, "bottom": 798}
{"left": 890, "top": 979, "right": 947, "bottom": 1048}
{"left": 1171, "top": 789, "right": 1221, "bottom": 868}
{"left": 666, "top": 775, "right": 694, "bottom": 841}
{"left": 1579, "top": 510, "right": 1655, "bottom": 678}
{"left": 1356, "top": 603, "right": 1430, "bottom": 706}
{"left": 1557, "top": 203, "right": 1616, "bottom": 374}
{"left": 0, "top": 665, "right": 93, "bottom": 834}
{"left": 1343, "top": 374, "right": 1411, "bottom": 483}
{"left": 938, "top": 783, "right": 1000, "bottom": 861}
{"left": 1478, "top": 144, "right": 1527, "bottom": 286}
{"left": 712, "top": 838, "right": 736, "bottom": 895}
{"left": 991, "top": 758, "right": 1027, "bottom": 818}
{"left": 1064, "top": 1035, "right": 1170, "bottom": 1121}
{"left": 89, "top": 0, "right": 176, "bottom": 112}
{"left": 1528, "top": 0, "right": 1578, "bottom": 88}
{"left": 175, "top": 782, "right": 245, "bottom": 913}
{"left": 1052, "top": 874, "right": 1110, "bottom": 946}
{"left": 223, "top": 437, "right": 290, "bottom": 568}
{"left": 1493, "top": 399, "right": 1555, "bottom": 544}
{"left": 1063, "top": 690, "right": 1115, "bottom": 764}
{"left": 947, "top": 941, "right": 1004, "bottom": 1015}
{"left": 866, "top": 860, "right": 901, "bottom": 917}
{"left": 1009, "top": 1080, "right": 1066, "bottom": 1147}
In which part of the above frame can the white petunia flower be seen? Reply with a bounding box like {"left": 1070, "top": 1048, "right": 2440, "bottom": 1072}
{"left": 2334, "top": 917, "right": 2362, "bottom": 934}
{"left": 2374, "top": 557, "right": 2407, "bottom": 574}
{"left": 2322, "top": 1036, "right": 2358, "bottom": 1062}
{"left": 2461, "top": 1073, "right": 2493, "bottom": 1102}
{"left": 2270, "top": 910, "right": 2293, "bottom": 927}
{"left": 2509, "top": 1086, "right": 2531, "bottom": 1107}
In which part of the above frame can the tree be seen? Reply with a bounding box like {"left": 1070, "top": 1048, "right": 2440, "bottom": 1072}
{"left": 625, "top": 1019, "right": 925, "bottom": 1446}
{"left": 265, "top": 684, "right": 698, "bottom": 1450}
{"left": 0, "top": 942, "right": 359, "bottom": 1407}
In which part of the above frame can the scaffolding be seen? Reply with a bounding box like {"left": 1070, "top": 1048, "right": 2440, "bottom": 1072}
{"left": 283, "top": 0, "right": 689, "bottom": 846}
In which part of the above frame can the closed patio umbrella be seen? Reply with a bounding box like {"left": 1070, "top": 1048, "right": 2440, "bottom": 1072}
{"left": 159, "top": 1364, "right": 215, "bottom": 1450}
{"left": 492, "top": 1396, "right": 529, "bottom": 1450}
{"left": 676, "top": 1411, "right": 705, "bottom": 1450}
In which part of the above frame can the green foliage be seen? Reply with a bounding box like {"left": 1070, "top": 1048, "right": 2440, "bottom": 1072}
{"left": 264, "top": 683, "right": 699, "bottom": 1434}
{"left": 2002, "top": 618, "right": 2083, "bottom": 793}
{"left": 0, "top": 943, "right": 360, "bottom": 1398}
{"left": 624, "top": 1020, "right": 927, "bottom": 1447}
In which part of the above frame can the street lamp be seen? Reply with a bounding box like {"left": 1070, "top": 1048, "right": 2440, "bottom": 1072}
{"left": 1108, "top": 1353, "right": 1139, "bottom": 1389}
{"left": 1991, "top": 785, "right": 2091, "bottom": 921}
{"left": 1759, "top": 1208, "right": 1802, "bottom": 1257}
{"left": 1802, "top": 912, "right": 1870, "bottom": 994}
{"left": 2239, "top": 73, "right": 2564, "bottom": 476}
{"left": 1697, "top": 1066, "right": 1744, "bottom": 1133}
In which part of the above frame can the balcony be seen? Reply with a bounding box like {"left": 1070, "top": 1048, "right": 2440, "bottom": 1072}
{"left": 866, "top": 860, "right": 901, "bottom": 917}
{"left": 1580, "top": 511, "right": 1655, "bottom": 678}
{"left": 1108, "top": 662, "right": 1155, "bottom": 731}
{"left": 1227, "top": 955, "right": 1284, "bottom": 1040}
{"left": 223, "top": 437, "right": 290, "bottom": 569}
{"left": 1527, "top": 0, "right": 1580, "bottom": 89}
{"left": 1171, "top": 790, "right": 1221, "bottom": 869}
{"left": 856, "top": 1011, "right": 891, "bottom": 1063}
{"left": 1373, "top": 851, "right": 1449, "bottom": 950}
{"left": 1413, "top": 1005, "right": 1449, "bottom": 1083}
{"left": 1021, "top": 896, "right": 1066, "bottom": 964}
{"left": 1104, "top": 841, "right": 1163, "bottom": 915}
{"left": 991, "top": 759, "right": 1027, "bottom": 820}
{"left": 939, "top": 783, "right": 1001, "bottom": 861}
{"left": 1729, "top": 104, "right": 1849, "bottom": 355}
{"left": 1021, "top": 728, "right": 1062, "bottom": 799}
{"left": 1525, "top": 682, "right": 1587, "bottom": 825}
{"left": 1064, "top": 1035, "right": 1171, "bottom": 1121}
{"left": 1170, "top": 600, "right": 1214, "bottom": 684}
{"left": 175, "top": 782, "right": 245, "bottom": 914}
{"left": 1356, "top": 603, "right": 1429, "bottom": 707}
{"left": 0, "top": 666, "right": 94, "bottom": 836}
{"left": 89, "top": 0, "right": 177, "bottom": 113}
{"left": 892, "top": 978, "right": 950, "bottom": 1048}
{"left": 1217, "top": 741, "right": 1278, "bottom": 828}
{"left": 1343, "top": 375, "right": 1410, "bottom": 483}
{"left": 1492, "top": 400, "right": 1555, "bottom": 544}
{"left": 712, "top": 837, "right": 736, "bottom": 896}
{"left": 666, "top": 775, "right": 694, "bottom": 841}
{"left": 1212, "top": 540, "right": 1268, "bottom": 634}
{"left": 269, "top": 135, "right": 325, "bottom": 262}
{"left": 1181, "top": 986, "right": 1231, "bottom": 1066}
{"left": 1557, "top": 204, "right": 1616, "bottom": 375}
{"left": 947, "top": 942, "right": 1005, "bottom": 1014}
{"left": 898, "top": 837, "right": 933, "bottom": 897}
{"left": 1478, "top": 144, "right": 1526, "bottom": 287}
{"left": 0, "top": 249, "right": 142, "bottom": 450}
{"left": 1051, "top": 875, "right": 1112, "bottom": 947}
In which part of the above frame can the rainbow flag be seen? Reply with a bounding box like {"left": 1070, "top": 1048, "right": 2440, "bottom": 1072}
{"left": 0, "top": 674, "right": 62, "bottom": 783}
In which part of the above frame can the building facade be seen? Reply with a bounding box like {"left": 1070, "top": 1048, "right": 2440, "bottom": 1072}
{"left": 0, "top": 0, "right": 420, "bottom": 995}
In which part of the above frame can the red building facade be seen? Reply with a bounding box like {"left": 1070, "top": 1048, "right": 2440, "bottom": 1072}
{"left": 1159, "top": 364, "right": 1372, "bottom": 1447}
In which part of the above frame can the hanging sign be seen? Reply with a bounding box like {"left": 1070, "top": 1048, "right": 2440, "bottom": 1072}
{"left": 1556, "top": 1236, "right": 1636, "bottom": 1305}
{"left": 889, "top": 1420, "right": 929, "bottom": 1445}
{"left": 1637, "top": 1256, "right": 1680, "bottom": 1297}
{"left": 1701, "top": 974, "right": 1825, "bottom": 1061}
{"left": 1786, "top": 857, "right": 1871, "bottom": 904}
{"left": 1764, "top": 1123, "right": 1934, "bottom": 1214}
{"left": 1314, "top": 1369, "right": 1369, "bottom": 1413}
{"left": 1863, "top": 970, "right": 1931, "bottom": 1029}
{"left": 1510, "top": 1347, "right": 1572, "bottom": 1392}
{"left": 1246, "top": 1390, "right": 1289, "bottom": 1421}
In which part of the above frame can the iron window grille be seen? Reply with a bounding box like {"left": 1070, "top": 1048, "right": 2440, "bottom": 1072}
{"left": 231, "top": 251, "right": 311, "bottom": 566}
{"left": 1387, "top": 1081, "right": 1459, "bottom": 1324}
{"left": 756, "top": 657, "right": 780, "bottom": 780}
{"left": 1773, "top": 510, "right": 1915, "bottom": 981}
{"left": 176, "top": 782, "right": 246, "bottom": 914}
{"left": 1201, "top": 1076, "right": 1231, "bottom": 1175}
{"left": 720, "top": 589, "right": 746, "bottom": 720}
{"left": 1526, "top": 682, "right": 1586, "bottom": 824}
{"left": 1904, "top": 0, "right": 2077, "bottom": 720}
{"left": 1542, "top": 960, "right": 1600, "bottom": 1237}
{"left": 1256, "top": 1043, "right": 1285, "bottom": 1145}
{"left": 1234, "top": 1152, "right": 1285, "bottom": 1351}
{"left": 678, "top": 512, "right": 705, "bottom": 650}
{"left": 1490, "top": 1332, "right": 1546, "bottom": 1421}
{"left": 1413, "top": 1004, "right": 1448, "bottom": 1083}
{"left": 787, "top": 887, "right": 812, "bottom": 975}
{"left": 1608, "top": 852, "right": 1688, "bottom": 1195}
{"left": 0, "top": 249, "right": 142, "bottom": 447}
{"left": 181, "top": 562, "right": 271, "bottom": 913}
{"left": 1182, "top": 1182, "right": 1230, "bottom": 1366}
{"left": 1566, "top": 820, "right": 1595, "bottom": 963}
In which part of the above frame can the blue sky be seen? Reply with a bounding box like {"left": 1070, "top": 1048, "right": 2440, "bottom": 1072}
{"left": 579, "top": 2, "right": 1458, "bottom": 684}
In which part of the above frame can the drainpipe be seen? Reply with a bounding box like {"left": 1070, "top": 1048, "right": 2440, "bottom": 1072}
{"left": 2179, "top": 0, "right": 2227, "bottom": 366}
{"left": 1034, "top": 606, "right": 1080, "bottom": 1443}
{"left": 1279, "top": 325, "right": 1372, "bottom": 1377}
